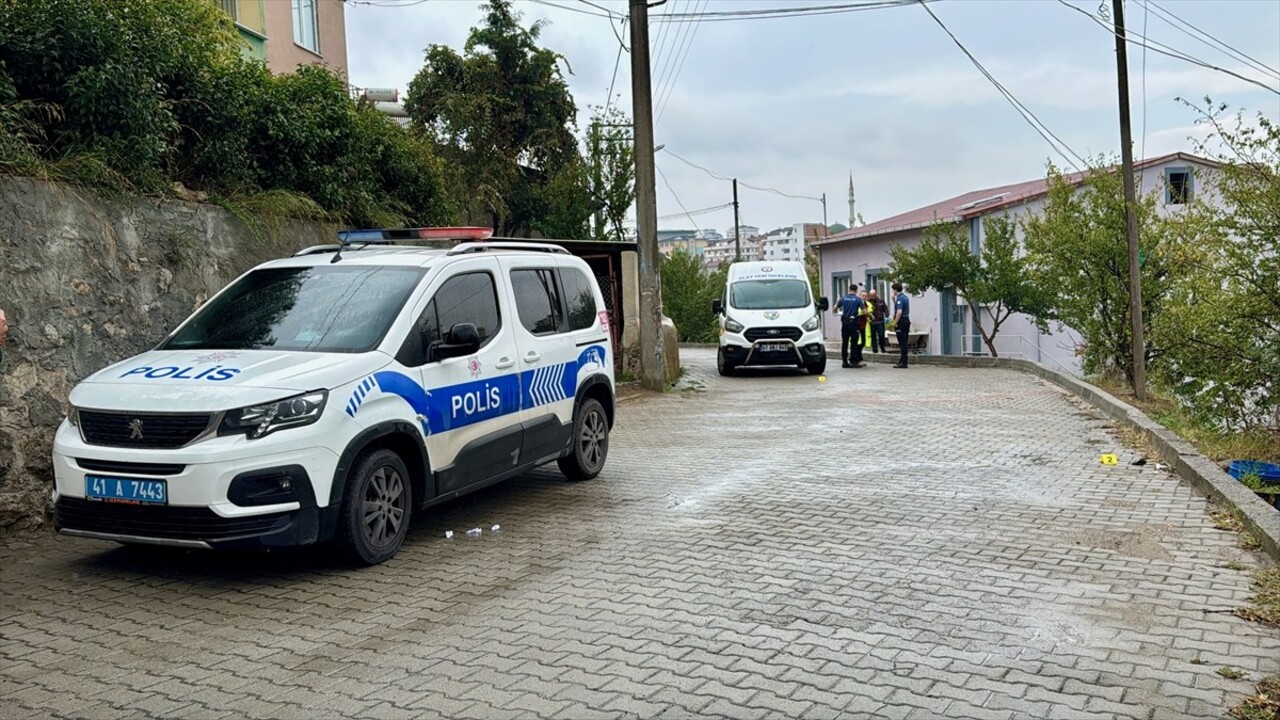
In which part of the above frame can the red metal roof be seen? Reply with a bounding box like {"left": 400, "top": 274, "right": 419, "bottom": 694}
{"left": 816, "top": 152, "right": 1215, "bottom": 245}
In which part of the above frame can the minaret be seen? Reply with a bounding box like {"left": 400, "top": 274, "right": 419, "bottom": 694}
{"left": 847, "top": 173, "right": 856, "bottom": 227}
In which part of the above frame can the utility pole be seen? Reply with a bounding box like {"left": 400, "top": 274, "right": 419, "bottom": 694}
{"left": 732, "top": 178, "right": 741, "bottom": 262}
{"left": 629, "top": 0, "right": 665, "bottom": 392}
{"left": 821, "top": 192, "right": 827, "bottom": 230}
{"left": 1112, "top": 0, "right": 1146, "bottom": 401}
{"left": 590, "top": 121, "right": 603, "bottom": 240}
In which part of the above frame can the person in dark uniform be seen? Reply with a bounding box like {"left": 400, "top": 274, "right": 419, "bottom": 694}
{"left": 834, "top": 287, "right": 866, "bottom": 368}
{"left": 891, "top": 283, "right": 911, "bottom": 368}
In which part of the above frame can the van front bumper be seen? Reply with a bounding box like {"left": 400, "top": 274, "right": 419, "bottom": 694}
{"left": 51, "top": 419, "right": 340, "bottom": 550}
{"left": 722, "top": 338, "right": 826, "bottom": 367}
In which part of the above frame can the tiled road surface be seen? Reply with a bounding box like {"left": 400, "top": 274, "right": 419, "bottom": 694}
{"left": 2, "top": 348, "right": 1277, "bottom": 719}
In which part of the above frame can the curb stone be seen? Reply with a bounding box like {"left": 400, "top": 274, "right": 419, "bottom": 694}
{"left": 807, "top": 342, "right": 1280, "bottom": 561}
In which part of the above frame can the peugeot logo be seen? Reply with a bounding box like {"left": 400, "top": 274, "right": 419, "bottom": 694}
{"left": 128, "top": 419, "right": 144, "bottom": 440}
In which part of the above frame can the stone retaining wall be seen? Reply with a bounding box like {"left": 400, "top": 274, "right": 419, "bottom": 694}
{"left": 0, "top": 178, "right": 335, "bottom": 532}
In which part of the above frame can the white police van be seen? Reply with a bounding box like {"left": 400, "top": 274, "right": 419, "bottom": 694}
{"left": 712, "top": 260, "right": 829, "bottom": 376}
{"left": 51, "top": 228, "right": 615, "bottom": 565}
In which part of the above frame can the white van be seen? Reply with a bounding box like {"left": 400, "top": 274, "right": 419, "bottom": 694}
{"left": 51, "top": 229, "right": 615, "bottom": 565}
{"left": 712, "top": 260, "right": 829, "bottom": 376}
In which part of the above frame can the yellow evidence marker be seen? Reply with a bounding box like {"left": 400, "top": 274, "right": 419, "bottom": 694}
{"left": 1100, "top": 453, "right": 1119, "bottom": 465}
{"left": 818, "top": 375, "right": 827, "bottom": 383}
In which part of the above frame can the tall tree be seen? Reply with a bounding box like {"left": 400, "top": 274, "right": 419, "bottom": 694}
{"left": 888, "top": 216, "right": 1050, "bottom": 357}
{"left": 585, "top": 103, "right": 635, "bottom": 241}
{"left": 1151, "top": 100, "right": 1280, "bottom": 428}
{"left": 404, "top": 0, "right": 577, "bottom": 236}
{"left": 1022, "top": 162, "right": 1190, "bottom": 381}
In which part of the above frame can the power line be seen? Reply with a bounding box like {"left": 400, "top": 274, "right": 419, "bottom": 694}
{"left": 525, "top": 0, "right": 614, "bottom": 19}
{"left": 658, "top": 202, "right": 732, "bottom": 221}
{"left": 920, "top": 1, "right": 1086, "bottom": 170}
{"left": 1056, "top": 0, "right": 1280, "bottom": 96}
{"left": 656, "top": 164, "right": 703, "bottom": 233}
{"left": 1140, "top": 0, "right": 1149, "bottom": 168}
{"left": 652, "top": 0, "right": 695, "bottom": 119}
{"left": 659, "top": 147, "right": 823, "bottom": 203}
{"left": 1141, "top": 0, "right": 1279, "bottom": 81}
{"left": 656, "top": 0, "right": 707, "bottom": 121}
{"left": 651, "top": 0, "right": 927, "bottom": 22}
{"left": 602, "top": 17, "right": 626, "bottom": 116}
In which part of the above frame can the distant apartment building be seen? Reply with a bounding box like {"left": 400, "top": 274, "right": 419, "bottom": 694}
{"left": 760, "top": 223, "right": 826, "bottom": 263}
{"left": 217, "top": 0, "right": 348, "bottom": 77}
{"left": 658, "top": 234, "right": 707, "bottom": 258}
{"left": 703, "top": 234, "right": 763, "bottom": 270}
{"left": 725, "top": 225, "right": 759, "bottom": 240}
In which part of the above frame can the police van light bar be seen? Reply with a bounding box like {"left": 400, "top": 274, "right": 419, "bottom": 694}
{"left": 338, "top": 227, "right": 494, "bottom": 245}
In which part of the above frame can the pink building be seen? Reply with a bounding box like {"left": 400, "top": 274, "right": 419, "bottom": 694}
{"left": 814, "top": 153, "right": 1218, "bottom": 375}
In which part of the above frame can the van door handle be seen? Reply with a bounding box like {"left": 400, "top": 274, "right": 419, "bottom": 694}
{"left": 495, "top": 358, "right": 515, "bottom": 370}
{"left": 523, "top": 352, "right": 541, "bottom": 364}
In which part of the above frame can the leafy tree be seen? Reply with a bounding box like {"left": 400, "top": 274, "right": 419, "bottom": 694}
{"left": 1151, "top": 101, "right": 1280, "bottom": 428}
{"left": 0, "top": 0, "right": 455, "bottom": 227}
{"left": 661, "top": 249, "right": 727, "bottom": 344}
{"left": 887, "top": 216, "right": 1050, "bottom": 357}
{"left": 405, "top": 0, "right": 577, "bottom": 236}
{"left": 1022, "top": 162, "right": 1192, "bottom": 382}
{"left": 585, "top": 103, "right": 635, "bottom": 241}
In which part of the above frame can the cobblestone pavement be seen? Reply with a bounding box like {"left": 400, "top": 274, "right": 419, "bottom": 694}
{"left": 3, "top": 347, "right": 1278, "bottom": 719}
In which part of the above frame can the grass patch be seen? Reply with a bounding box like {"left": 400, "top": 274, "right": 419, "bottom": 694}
{"left": 1230, "top": 675, "right": 1280, "bottom": 720}
{"left": 1234, "top": 568, "right": 1280, "bottom": 627}
{"left": 1224, "top": 560, "right": 1249, "bottom": 571}
{"left": 1092, "top": 377, "right": 1280, "bottom": 464}
{"left": 1210, "top": 508, "right": 1264, "bottom": 551}
{"left": 1220, "top": 667, "right": 1249, "bottom": 680}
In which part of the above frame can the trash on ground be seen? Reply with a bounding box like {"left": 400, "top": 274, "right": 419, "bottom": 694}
{"left": 466, "top": 528, "right": 482, "bottom": 538}
{"left": 444, "top": 530, "right": 454, "bottom": 539}
{"left": 491, "top": 524, "right": 501, "bottom": 532}
{"left": 1132, "top": 458, "right": 1147, "bottom": 466}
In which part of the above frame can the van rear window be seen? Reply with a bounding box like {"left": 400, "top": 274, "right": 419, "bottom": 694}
{"left": 162, "top": 266, "right": 423, "bottom": 353}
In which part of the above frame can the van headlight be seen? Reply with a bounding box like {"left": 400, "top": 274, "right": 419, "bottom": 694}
{"left": 724, "top": 317, "right": 745, "bottom": 334}
{"left": 802, "top": 314, "right": 821, "bottom": 331}
{"left": 219, "top": 391, "right": 328, "bottom": 439}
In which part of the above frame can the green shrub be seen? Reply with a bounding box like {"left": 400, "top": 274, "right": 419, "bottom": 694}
{"left": 661, "top": 249, "right": 727, "bottom": 344}
{"left": 0, "top": 0, "right": 455, "bottom": 227}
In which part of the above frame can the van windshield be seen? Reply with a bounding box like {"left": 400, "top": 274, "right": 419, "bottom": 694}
{"left": 162, "top": 266, "right": 424, "bottom": 353}
{"left": 729, "top": 279, "right": 810, "bottom": 310}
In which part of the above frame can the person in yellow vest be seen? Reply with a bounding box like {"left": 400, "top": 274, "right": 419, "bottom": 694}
{"left": 857, "top": 290, "right": 873, "bottom": 353}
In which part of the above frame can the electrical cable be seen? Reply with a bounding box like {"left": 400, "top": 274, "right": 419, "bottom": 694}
{"left": 656, "top": 0, "right": 707, "bottom": 121}
{"left": 651, "top": 0, "right": 926, "bottom": 22}
{"left": 920, "top": 1, "right": 1086, "bottom": 170}
{"left": 1056, "top": 0, "right": 1279, "bottom": 96}
{"left": 652, "top": 0, "right": 694, "bottom": 117}
{"left": 1141, "top": 0, "right": 1279, "bottom": 81}
{"left": 656, "top": 165, "right": 703, "bottom": 233}
{"left": 659, "top": 148, "right": 824, "bottom": 204}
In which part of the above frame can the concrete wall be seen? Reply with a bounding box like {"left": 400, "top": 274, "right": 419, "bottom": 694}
{"left": 0, "top": 177, "right": 337, "bottom": 532}
{"left": 263, "top": 0, "right": 348, "bottom": 77}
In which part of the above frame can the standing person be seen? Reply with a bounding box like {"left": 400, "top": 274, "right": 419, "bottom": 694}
{"left": 868, "top": 289, "right": 889, "bottom": 353}
{"left": 891, "top": 283, "right": 911, "bottom": 368}
{"left": 834, "top": 286, "right": 866, "bottom": 368}
{"left": 857, "top": 290, "right": 871, "bottom": 353}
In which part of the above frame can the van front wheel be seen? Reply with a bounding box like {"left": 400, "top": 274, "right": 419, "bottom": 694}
{"left": 717, "top": 347, "right": 737, "bottom": 376}
{"left": 337, "top": 448, "right": 412, "bottom": 566}
{"left": 806, "top": 356, "right": 827, "bottom": 375}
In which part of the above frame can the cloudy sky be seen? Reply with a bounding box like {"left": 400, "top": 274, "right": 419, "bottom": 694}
{"left": 346, "top": 0, "right": 1280, "bottom": 234}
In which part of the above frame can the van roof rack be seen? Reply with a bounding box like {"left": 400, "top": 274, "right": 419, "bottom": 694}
{"left": 447, "top": 241, "right": 570, "bottom": 256}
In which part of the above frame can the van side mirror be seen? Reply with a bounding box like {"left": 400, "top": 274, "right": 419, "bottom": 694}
{"left": 711, "top": 300, "right": 724, "bottom": 315}
{"left": 817, "top": 297, "right": 829, "bottom": 312}
{"left": 434, "top": 323, "right": 481, "bottom": 360}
